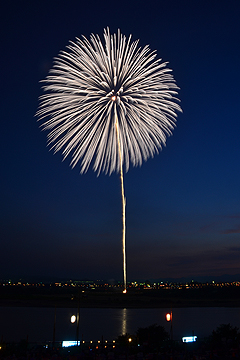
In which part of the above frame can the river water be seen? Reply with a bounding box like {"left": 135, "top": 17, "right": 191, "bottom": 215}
{"left": 1, "top": 307, "right": 240, "bottom": 343}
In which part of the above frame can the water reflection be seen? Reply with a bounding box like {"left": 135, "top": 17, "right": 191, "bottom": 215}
{"left": 121, "top": 308, "right": 127, "bottom": 335}
{"left": 1, "top": 307, "right": 240, "bottom": 342}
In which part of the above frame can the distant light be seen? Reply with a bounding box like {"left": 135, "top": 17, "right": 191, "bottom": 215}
{"left": 71, "top": 315, "right": 76, "bottom": 323}
{"left": 123, "top": 289, "right": 127, "bottom": 294}
{"left": 111, "top": 95, "right": 116, "bottom": 101}
{"left": 128, "top": 338, "right": 132, "bottom": 342}
{"left": 62, "top": 341, "right": 80, "bottom": 347}
{"left": 182, "top": 336, "right": 197, "bottom": 343}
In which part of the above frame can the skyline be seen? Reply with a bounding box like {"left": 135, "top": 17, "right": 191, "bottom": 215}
{"left": 2, "top": 274, "right": 240, "bottom": 284}
{"left": 1, "top": 0, "right": 240, "bottom": 282}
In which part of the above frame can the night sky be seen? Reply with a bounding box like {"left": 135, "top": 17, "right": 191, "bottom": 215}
{"left": 1, "top": 0, "right": 240, "bottom": 282}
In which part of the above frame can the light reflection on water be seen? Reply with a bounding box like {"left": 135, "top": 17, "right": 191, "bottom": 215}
{"left": 1, "top": 307, "right": 240, "bottom": 342}
{"left": 121, "top": 308, "right": 127, "bottom": 335}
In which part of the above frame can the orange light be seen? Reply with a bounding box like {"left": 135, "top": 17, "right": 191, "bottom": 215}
{"left": 166, "top": 313, "right": 171, "bottom": 322}
{"left": 123, "top": 289, "right": 127, "bottom": 294}
{"left": 111, "top": 96, "right": 116, "bottom": 101}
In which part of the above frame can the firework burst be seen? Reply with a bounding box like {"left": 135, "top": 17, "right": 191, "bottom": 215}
{"left": 37, "top": 28, "right": 182, "bottom": 291}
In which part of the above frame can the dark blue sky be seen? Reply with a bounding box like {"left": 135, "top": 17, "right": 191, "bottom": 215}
{"left": 1, "top": 0, "right": 240, "bottom": 282}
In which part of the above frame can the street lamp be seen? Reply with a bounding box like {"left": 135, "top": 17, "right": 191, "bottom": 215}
{"left": 70, "top": 312, "right": 80, "bottom": 345}
{"left": 165, "top": 310, "right": 173, "bottom": 341}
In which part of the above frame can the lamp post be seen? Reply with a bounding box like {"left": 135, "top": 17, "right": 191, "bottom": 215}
{"left": 76, "top": 290, "right": 80, "bottom": 346}
{"left": 165, "top": 310, "right": 173, "bottom": 341}
{"left": 70, "top": 313, "right": 80, "bottom": 346}
{"left": 53, "top": 305, "right": 56, "bottom": 350}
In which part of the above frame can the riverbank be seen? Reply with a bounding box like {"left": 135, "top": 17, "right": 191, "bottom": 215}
{"left": 1, "top": 286, "right": 240, "bottom": 308}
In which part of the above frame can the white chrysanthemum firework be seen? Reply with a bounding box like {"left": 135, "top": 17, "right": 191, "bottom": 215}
{"left": 37, "top": 28, "right": 182, "bottom": 292}
{"left": 37, "top": 28, "right": 182, "bottom": 175}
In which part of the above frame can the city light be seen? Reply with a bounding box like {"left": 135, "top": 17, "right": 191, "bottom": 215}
{"left": 182, "top": 336, "right": 197, "bottom": 343}
{"left": 62, "top": 341, "right": 80, "bottom": 347}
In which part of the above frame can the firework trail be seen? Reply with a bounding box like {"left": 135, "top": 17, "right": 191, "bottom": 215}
{"left": 37, "top": 28, "right": 182, "bottom": 292}
{"left": 114, "top": 108, "right": 126, "bottom": 292}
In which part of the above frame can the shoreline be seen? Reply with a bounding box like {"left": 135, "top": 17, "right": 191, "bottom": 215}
{"left": 1, "top": 299, "right": 240, "bottom": 308}
{"left": 1, "top": 287, "right": 240, "bottom": 308}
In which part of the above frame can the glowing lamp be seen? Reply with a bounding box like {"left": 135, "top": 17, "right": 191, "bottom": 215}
{"left": 71, "top": 315, "right": 76, "bottom": 323}
{"left": 166, "top": 313, "right": 171, "bottom": 322}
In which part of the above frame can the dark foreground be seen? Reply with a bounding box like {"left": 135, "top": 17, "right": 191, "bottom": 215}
{"left": 1, "top": 334, "right": 240, "bottom": 360}
{"left": 1, "top": 285, "right": 240, "bottom": 308}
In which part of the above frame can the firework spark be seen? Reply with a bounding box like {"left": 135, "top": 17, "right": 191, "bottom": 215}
{"left": 37, "top": 28, "right": 182, "bottom": 292}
